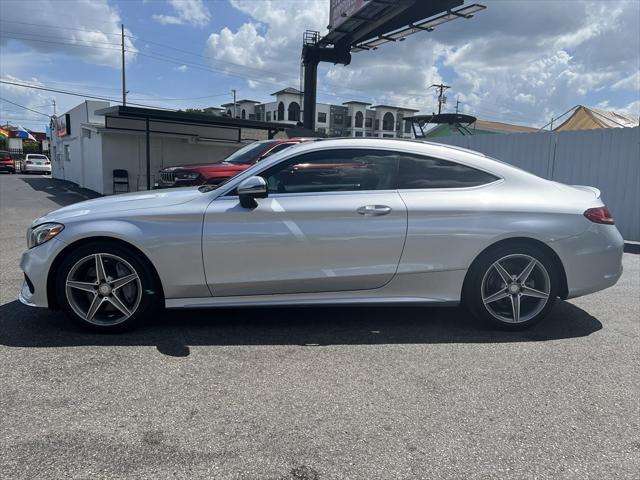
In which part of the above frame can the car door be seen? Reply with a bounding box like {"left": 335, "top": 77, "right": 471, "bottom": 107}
{"left": 202, "top": 148, "right": 407, "bottom": 296}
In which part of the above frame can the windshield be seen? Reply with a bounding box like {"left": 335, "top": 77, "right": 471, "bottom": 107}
{"left": 224, "top": 141, "right": 277, "bottom": 165}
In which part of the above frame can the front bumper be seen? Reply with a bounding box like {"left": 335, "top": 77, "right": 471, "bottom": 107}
{"left": 19, "top": 237, "right": 67, "bottom": 308}
{"left": 552, "top": 224, "right": 624, "bottom": 299}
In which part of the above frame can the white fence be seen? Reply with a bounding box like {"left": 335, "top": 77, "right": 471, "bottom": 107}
{"left": 434, "top": 127, "right": 640, "bottom": 241}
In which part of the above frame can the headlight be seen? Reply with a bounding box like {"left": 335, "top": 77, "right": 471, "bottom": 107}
{"left": 176, "top": 172, "right": 199, "bottom": 180}
{"left": 27, "top": 223, "right": 64, "bottom": 249}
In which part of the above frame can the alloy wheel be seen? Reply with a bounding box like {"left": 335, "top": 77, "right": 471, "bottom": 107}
{"left": 65, "top": 253, "right": 142, "bottom": 326}
{"left": 481, "top": 253, "right": 551, "bottom": 324}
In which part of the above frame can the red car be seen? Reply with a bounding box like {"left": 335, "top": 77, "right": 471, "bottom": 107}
{"left": 0, "top": 150, "right": 16, "bottom": 174}
{"left": 157, "top": 138, "right": 311, "bottom": 188}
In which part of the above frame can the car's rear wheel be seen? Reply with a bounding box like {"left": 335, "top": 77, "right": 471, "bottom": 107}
{"left": 55, "top": 241, "right": 161, "bottom": 332}
{"left": 464, "top": 243, "right": 559, "bottom": 329}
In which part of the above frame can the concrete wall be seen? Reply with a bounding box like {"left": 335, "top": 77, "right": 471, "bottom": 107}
{"left": 101, "top": 132, "right": 243, "bottom": 194}
{"left": 435, "top": 127, "right": 640, "bottom": 241}
{"left": 51, "top": 101, "right": 109, "bottom": 187}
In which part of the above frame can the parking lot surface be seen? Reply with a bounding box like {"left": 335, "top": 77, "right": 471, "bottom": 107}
{"left": 1, "top": 173, "right": 638, "bottom": 480}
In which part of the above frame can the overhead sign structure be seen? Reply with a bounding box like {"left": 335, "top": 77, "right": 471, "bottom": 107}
{"left": 302, "top": 0, "right": 486, "bottom": 130}
{"left": 329, "top": 0, "right": 366, "bottom": 30}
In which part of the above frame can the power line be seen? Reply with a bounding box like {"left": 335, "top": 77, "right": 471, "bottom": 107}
{"left": 0, "top": 19, "right": 124, "bottom": 36}
{"left": 0, "top": 34, "right": 123, "bottom": 51}
{"left": 0, "top": 97, "right": 51, "bottom": 117}
{"left": 0, "top": 80, "right": 177, "bottom": 111}
{"left": 20, "top": 78, "right": 228, "bottom": 102}
{"left": 2, "top": 22, "right": 424, "bottom": 107}
{"left": 0, "top": 30, "right": 123, "bottom": 47}
{"left": 0, "top": 117, "right": 49, "bottom": 125}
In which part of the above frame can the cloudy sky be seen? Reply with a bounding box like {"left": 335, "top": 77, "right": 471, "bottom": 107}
{"left": 1, "top": 0, "right": 638, "bottom": 132}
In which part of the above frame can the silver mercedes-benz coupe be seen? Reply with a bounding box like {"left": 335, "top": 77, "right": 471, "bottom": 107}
{"left": 20, "top": 139, "right": 623, "bottom": 332}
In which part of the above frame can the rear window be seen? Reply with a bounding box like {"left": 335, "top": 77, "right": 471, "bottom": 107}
{"left": 0, "top": 151, "right": 11, "bottom": 160}
{"left": 397, "top": 153, "right": 500, "bottom": 189}
{"left": 27, "top": 154, "right": 48, "bottom": 160}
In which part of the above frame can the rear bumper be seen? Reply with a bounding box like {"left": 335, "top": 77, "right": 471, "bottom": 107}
{"left": 0, "top": 164, "right": 15, "bottom": 172}
{"left": 23, "top": 164, "right": 51, "bottom": 173}
{"left": 552, "top": 224, "right": 624, "bottom": 299}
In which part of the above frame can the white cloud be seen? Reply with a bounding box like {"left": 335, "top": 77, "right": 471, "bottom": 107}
{"left": 174, "top": 65, "right": 189, "bottom": 72}
{"left": 0, "top": 0, "right": 136, "bottom": 68}
{"left": 204, "top": 0, "right": 327, "bottom": 89}
{"left": 620, "top": 100, "right": 640, "bottom": 118}
{"left": 612, "top": 72, "right": 640, "bottom": 92}
{"left": 153, "top": 0, "right": 210, "bottom": 27}
{"left": 333, "top": 1, "right": 639, "bottom": 125}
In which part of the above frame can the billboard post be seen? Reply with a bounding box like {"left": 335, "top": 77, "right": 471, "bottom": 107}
{"left": 301, "top": 1, "right": 486, "bottom": 130}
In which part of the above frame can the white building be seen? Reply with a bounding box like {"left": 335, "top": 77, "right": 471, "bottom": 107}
{"left": 230, "top": 87, "right": 418, "bottom": 138}
{"left": 50, "top": 101, "right": 285, "bottom": 195}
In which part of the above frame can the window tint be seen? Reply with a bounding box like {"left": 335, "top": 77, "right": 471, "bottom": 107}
{"left": 260, "top": 149, "right": 398, "bottom": 194}
{"left": 397, "top": 153, "right": 499, "bottom": 189}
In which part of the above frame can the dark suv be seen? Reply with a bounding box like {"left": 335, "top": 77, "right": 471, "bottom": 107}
{"left": 157, "top": 138, "right": 311, "bottom": 188}
{"left": 0, "top": 150, "right": 16, "bottom": 174}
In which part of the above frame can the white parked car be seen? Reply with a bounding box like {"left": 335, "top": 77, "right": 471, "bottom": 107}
{"left": 22, "top": 154, "right": 51, "bottom": 174}
{"left": 19, "top": 139, "right": 623, "bottom": 332}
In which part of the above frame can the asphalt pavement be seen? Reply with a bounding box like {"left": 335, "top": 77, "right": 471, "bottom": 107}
{"left": 0, "top": 173, "right": 638, "bottom": 479}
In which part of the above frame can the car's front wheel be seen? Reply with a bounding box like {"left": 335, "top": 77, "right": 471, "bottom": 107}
{"left": 55, "top": 241, "right": 161, "bottom": 332}
{"left": 464, "top": 243, "right": 559, "bottom": 329}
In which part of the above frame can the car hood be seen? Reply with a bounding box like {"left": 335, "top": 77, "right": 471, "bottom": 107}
{"left": 34, "top": 188, "right": 202, "bottom": 225}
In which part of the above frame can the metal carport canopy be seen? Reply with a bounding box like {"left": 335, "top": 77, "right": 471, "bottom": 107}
{"left": 96, "top": 105, "right": 287, "bottom": 190}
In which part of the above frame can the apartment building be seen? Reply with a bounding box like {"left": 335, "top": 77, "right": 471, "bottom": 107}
{"left": 223, "top": 87, "right": 418, "bottom": 138}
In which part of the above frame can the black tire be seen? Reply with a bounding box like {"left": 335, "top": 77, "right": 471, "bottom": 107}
{"left": 55, "top": 241, "right": 162, "bottom": 332}
{"left": 463, "top": 242, "right": 559, "bottom": 330}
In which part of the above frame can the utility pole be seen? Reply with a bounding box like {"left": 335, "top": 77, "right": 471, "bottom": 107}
{"left": 121, "top": 23, "right": 127, "bottom": 106}
{"left": 52, "top": 99, "right": 56, "bottom": 116}
{"left": 550, "top": 117, "right": 554, "bottom": 130}
{"left": 455, "top": 97, "right": 460, "bottom": 114}
{"left": 231, "top": 89, "right": 237, "bottom": 118}
{"left": 431, "top": 83, "right": 450, "bottom": 114}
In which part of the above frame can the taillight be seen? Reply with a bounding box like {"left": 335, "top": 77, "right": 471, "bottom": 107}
{"left": 584, "top": 207, "right": 615, "bottom": 225}
{"left": 25, "top": 160, "right": 33, "bottom": 164}
{"left": 45, "top": 161, "right": 51, "bottom": 165}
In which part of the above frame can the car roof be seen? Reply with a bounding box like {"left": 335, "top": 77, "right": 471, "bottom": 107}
{"left": 254, "top": 137, "right": 540, "bottom": 182}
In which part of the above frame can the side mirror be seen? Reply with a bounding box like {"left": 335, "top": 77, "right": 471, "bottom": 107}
{"left": 237, "top": 176, "right": 268, "bottom": 208}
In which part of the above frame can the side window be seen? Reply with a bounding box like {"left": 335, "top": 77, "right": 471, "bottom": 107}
{"left": 397, "top": 153, "right": 499, "bottom": 189}
{"left": 259, "top": 149, "right": 398, "bottom": 194}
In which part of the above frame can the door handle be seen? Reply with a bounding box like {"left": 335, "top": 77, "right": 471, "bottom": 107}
{"left": 357, "top": 205, "right": 392, "bottom": 216}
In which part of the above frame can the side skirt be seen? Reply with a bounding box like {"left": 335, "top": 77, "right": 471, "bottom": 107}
{"left": 165, "top": 295, "right": 459, "bottom": 309}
